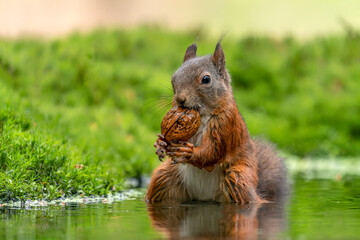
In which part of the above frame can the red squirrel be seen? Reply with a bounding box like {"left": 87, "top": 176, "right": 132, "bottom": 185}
{"left": 146, "top": 43, "right": 287, "bottom": 203}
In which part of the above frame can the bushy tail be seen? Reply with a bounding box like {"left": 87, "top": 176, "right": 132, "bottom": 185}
{"left": 253, "top": 138, "right": 288, "bottom": 200}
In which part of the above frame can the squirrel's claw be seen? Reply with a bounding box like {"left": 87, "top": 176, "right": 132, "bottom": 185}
{"left": 166, "top": 141, "right": 194, "bottom": 164}
{"left": 154, "top": 135, "right": 167, "bottom": 161}
{"left": 155, "top": 138, "right": 167, "bottom": 147}
{"left": 156, "top": 134, "right": 165, "bottom": 140}
{"left": 155, "top": 148, "right": 166, "bottom": 161}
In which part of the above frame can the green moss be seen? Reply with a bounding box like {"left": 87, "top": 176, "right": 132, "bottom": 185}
{"left": 0, "top": 84, "right": 121, "bottom": 201}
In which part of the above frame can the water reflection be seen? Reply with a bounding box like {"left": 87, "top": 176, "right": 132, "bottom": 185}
{"left": 147, "top": 199, "right": 287, "bottom": 240}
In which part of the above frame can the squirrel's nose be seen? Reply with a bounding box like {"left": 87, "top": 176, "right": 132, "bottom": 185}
{"left": 176, "top": 95, "right": 186, "bottom": 106}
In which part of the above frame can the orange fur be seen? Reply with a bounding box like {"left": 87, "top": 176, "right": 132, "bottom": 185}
{"left": 145, "top": 161, "right": 188, "bottom": 202}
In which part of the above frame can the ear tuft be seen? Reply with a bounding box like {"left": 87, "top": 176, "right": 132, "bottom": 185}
{"left": 183, "top": 43, "right": 197, "bottom": 62}
{"left": 212, "top": 42, "right": 225, "bottom": 74}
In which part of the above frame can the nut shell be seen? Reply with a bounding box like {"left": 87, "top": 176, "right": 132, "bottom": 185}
{"left": 161, "top": 106, "right": 201, "bottom": 142}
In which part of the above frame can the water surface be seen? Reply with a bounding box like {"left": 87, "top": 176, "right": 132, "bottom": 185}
{"left": 1, "top": 175, "right": 360, "bottom": 239}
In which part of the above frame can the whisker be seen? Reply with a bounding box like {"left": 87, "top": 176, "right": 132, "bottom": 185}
{"left": 159, "top": 82, "right": 173, "bottom": 92}
{"left": 142, "top": 80, "right": 174, "bottom": 127}
{"left": 144, "top": 96, "right": 173, "bottom": 127}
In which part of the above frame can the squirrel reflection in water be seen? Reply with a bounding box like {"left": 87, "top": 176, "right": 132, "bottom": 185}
{"left": 147, "top": 200, "right": 287, "bottom": 240}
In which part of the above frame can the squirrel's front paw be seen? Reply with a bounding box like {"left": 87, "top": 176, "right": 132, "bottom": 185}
{"left": 154, "top": 134, "right": 167, "bottom": 161}
{"left": 166, "top": 141, "right": 194, "bottom": 164}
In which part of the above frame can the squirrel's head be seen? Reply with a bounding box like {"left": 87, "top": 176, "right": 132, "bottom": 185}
{"left": 171, "top": 43, "right": 232, "bottom": 115}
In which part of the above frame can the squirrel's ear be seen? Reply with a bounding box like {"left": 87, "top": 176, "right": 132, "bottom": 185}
{"left": 212, "top": 42, "right": 225, "bottom": 75}
{"left": 183, "top": 43, "right": 197, "bottom": 62}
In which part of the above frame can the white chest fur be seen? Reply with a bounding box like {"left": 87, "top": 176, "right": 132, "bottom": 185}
{"left": 178, "top": 164, "right": 221, "bottom": 201}
{"left": 189, "top": 114, "right": 210, "bottom": 147}
{"left": 178, "top": 114, "right": 221, "bottom": 201}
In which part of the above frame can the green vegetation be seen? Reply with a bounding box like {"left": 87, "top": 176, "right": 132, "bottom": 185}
{"left": 0, "top": 27, "right": 359, "bottom": 200}
{"left": 0, "top": 83, "right": 120, "bottom": 201}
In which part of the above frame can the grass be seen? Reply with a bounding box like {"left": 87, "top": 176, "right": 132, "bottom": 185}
{"left": 0, "top": 83, "right": 121, "bottom": 202}
{"left": 0, "top": 26, "right": 359, "bottom": 201}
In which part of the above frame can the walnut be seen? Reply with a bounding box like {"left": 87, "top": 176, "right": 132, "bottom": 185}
{"left": 161, "top": 106, "right": 201, "bottom": 142}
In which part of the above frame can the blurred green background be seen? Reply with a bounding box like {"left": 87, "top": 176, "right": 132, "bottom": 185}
{"left": 0, "top": 0, "right": 360, "bottom": 201}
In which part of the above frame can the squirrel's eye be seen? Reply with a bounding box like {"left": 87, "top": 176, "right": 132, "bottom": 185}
{"left": 201, "top": 75, "right": 211, "bottom": 84}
